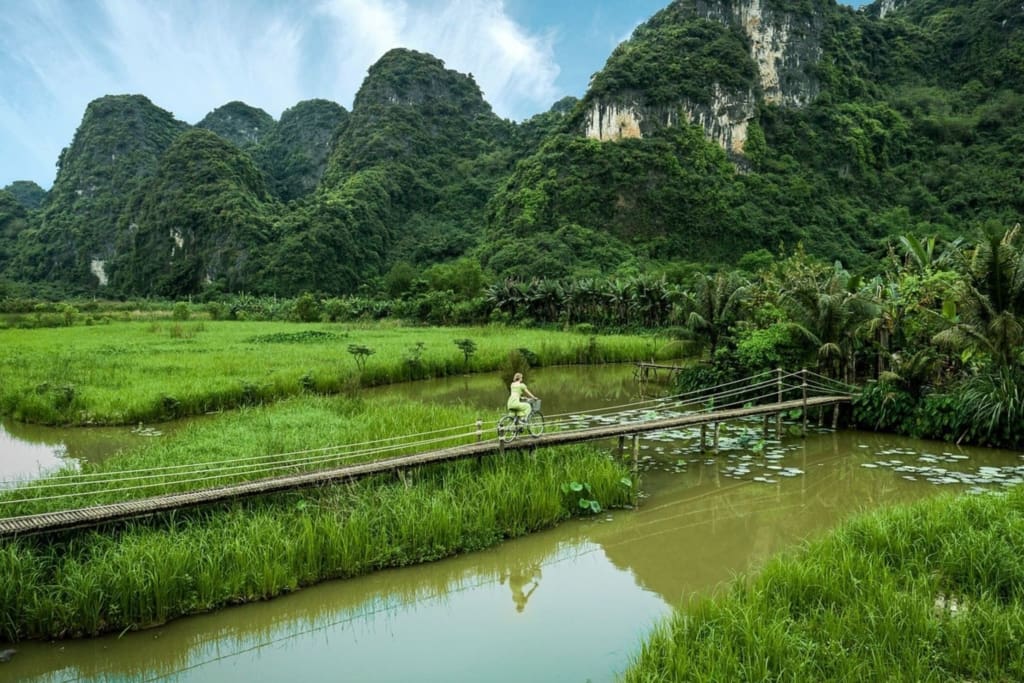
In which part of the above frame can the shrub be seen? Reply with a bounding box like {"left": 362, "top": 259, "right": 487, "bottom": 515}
{"left": 172, "top": 302, "right": 190, "bottom": 321}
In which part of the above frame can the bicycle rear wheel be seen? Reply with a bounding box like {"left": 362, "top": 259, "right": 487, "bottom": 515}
{"left": 526, "top": 411, "right": 545, "bottom": 437}
{"left": 497, "top": 415, "right": 518, "bottom": 443}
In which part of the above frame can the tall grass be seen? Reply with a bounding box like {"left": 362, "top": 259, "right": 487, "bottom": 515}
{"left": 622, "top": 487, "right": 1024, "bottom": 681}
{"left": 0, "top": 321, "right": 674, "bottom": 425}
{"left": 0, "top": 446, "right": 633, "bottom": 641}
{"left": 0, "top": 394, "right": 565, "bottom": 516}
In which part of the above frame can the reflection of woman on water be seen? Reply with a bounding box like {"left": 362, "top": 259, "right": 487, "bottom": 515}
{"left": 501, "top": 562, "right": 542, "bottom": 612}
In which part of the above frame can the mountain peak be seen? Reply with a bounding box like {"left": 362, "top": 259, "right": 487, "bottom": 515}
{"left": 354, "top": 47, "right": 491, "bottom": 116}
{"left": 196, "top": 101, "right": 276, "bottom": 149}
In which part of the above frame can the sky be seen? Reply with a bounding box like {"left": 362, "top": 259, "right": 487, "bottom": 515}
{"left": 0, "top": 0, "right": 872, "bottom": 190}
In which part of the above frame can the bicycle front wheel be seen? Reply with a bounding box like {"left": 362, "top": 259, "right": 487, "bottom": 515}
{"left": 497, "top": 415, "right": 518, "bottom": 443}
{"left": 526, "top": 411, "right": 545, "bottom": 437}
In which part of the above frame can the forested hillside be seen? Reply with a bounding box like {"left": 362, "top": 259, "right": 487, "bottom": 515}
{"left": 0, "top": 0, "right": 1021, "bottom": 297}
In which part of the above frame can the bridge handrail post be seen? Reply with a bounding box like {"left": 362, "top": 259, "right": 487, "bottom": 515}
{"left": 801, "top": 368, "right": 808, "bottom": 437}
{"left": 776, "top": 367, "right": 783, "bottom": 438}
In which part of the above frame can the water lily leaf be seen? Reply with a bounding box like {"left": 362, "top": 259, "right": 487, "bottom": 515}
{"left": 619, "top": 477, "right": 633, "bottom": 488}
{"left": 570, "top": 482, "right": 584, "bottom": 492}
{"left": 589, "top": 500, "right": 602, "bottom": 513}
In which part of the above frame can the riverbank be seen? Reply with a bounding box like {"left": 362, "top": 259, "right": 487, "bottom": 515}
{"left": 622, "top": 485, "right": 1024, "bottom": 681}
{"left": 0, "top": 321, "right": 678, "bottom": 425}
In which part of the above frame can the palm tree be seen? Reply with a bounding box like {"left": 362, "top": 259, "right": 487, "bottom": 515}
{"left": 932, "top": 222, "right": 1024, "bottom": 446}
{"left": 783, "top": 261, "right": 876, "bottom": 382}
{"left": 681, "top": 271, "right": 750, "bottom": 357}
{"left": 898, "top": 234, "right": 961, "bottom": 275}
{"left": 934, "top": 222, "right": 1024, "bottom": 369}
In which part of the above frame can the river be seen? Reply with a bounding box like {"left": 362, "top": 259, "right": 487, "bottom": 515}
{"left": 2, "top": 364, "right": 1022, "bottom": 682}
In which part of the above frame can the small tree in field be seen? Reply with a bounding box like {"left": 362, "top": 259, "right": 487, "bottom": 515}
{"left": 454, "top": 338, "right": 477, "bottom": 371}
{"left": 347, "top": 344, "right": 375, "bottom": 372}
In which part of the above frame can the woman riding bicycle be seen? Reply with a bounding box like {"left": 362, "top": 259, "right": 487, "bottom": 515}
{"left": 507, "top": 372, "right": 539, "bottom": 423}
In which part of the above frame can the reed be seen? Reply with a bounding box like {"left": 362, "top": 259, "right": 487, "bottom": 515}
{"left": 0, "top": 321, "right": 672, "bottom": 425}
{"left": 622, "top": 488, "right": 1024, "bottom": 681}
{"left": 0, "top": 394, "right": 576, "bottom": 515}
{"left": 0, "top": 445, "right": 632, "bottom": 641}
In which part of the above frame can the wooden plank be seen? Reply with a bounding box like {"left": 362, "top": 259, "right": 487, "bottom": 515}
{"left": 0, "top": 396, "right": 851, "bottom": 538}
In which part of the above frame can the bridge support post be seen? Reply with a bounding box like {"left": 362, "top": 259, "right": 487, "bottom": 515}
{"left": 618, "top": 435, "right": 625, "bottom": 458}
{"left": 801, "top": 368, "right": 808, "bottom": 437}
{"left": 832, "top": 404, "right": 840, "bottom": 430}
{"left": 476, "top": 419, "right": 483, "bottom": 442}
{"left": 763, "top": 414, "right": 769, "bottom": 438}
{"left": 700, "top": 424, "right": 707, "bottom": 452}
{"left": 632, "top": 435, "right": 640, "bottom": 481}
{"left": 713, "top": 423, "right": 720, "bottom": 453}
{"left": 776, "top": 368, "right": 783, "bottom": 438}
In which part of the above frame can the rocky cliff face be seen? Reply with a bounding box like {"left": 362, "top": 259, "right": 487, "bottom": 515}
{"left": 583, "top": 85, "right": 756, "bottom": 153}
{"left": 583, "top": 0, "right": 823, "bottom": 155}
{"left": 693, "top": 0, "right": 823, "bottom": 107}
{"left": 869, "top": 0, "right": 909, "bottom": 19}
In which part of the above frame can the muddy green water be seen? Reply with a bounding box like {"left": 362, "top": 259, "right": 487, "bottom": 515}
{"left": 3, "top": 365, "right": 1022, "bottom": 682}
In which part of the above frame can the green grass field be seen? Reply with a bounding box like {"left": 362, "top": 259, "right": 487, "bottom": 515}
{"left": 622, "top": 487, "right": 1024, "bottom": 681}
{"left": 0, "top": 321, "right": 678, "bottom": 425}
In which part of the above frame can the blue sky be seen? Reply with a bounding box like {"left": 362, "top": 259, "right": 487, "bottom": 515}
{"left": 0, "top": 0, "right": 872, "bottom": 190}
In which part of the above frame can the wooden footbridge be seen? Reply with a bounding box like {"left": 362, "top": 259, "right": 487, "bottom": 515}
{"left": 0, "top": 370, "right": 854, "bottom": 539}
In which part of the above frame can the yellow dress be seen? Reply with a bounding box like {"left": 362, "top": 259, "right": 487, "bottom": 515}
{"left": 507, "top": 381, "right": 532, "bottom": 417}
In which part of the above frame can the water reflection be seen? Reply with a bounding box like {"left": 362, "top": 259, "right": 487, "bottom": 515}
{"left": 0, "top": 420, "right": 165, "bottom": 487}
{"left": 6, "top": 534, "right": 669, "bottom": 683}
{"left": 501, "top": 560, "right": 542, "bottom": 613}
{"left": 0, "top": 421, "right": 73, "bottom": 486}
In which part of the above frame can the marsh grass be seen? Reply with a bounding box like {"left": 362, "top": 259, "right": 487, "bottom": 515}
{"left": 0, "top": 322, "right": 671, "bottom": 425}
{"left": 0, "top": 395, "right": 539, "bottom": 515}
{"left": 623, "top": 488, "right": 1024, "bottom": 681}
{"left": 0, "top": 446, "right": 633, "bottom": 641}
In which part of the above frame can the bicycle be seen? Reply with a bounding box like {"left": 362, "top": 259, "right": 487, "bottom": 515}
{"left": 497, "top": 398, "right": 545, "bottom": 443}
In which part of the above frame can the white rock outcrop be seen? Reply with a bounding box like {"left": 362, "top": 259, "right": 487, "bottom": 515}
{"left": 90, "top": 259, "right": 108, "bottom": 286}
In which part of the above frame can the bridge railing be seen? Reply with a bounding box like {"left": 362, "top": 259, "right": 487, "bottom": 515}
{"left": 0, "top": 369, "right": 855, "bottom": 520}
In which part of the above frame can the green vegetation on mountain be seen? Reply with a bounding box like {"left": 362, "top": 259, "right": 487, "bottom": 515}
{"left": 483, "top": 0, "right": 1023, "bottom": 277}
{"left": 2, "top": 181, "right": 47, "bottom": 210}
{"left": 319, "top": 48, "right": 516, "bottom": 273}
{"left": 195, "top": 100, "right": 276, "bottom": 150}
{"left": 8, "top": 95, "right": 189, "bottom": 291}
{"left": 252, "top": 99, "right": 349, "bottom": 201}
{"left": 108, "top": 129, "right": 277, "bottom": 297}
{"left": 0, "top": 0, "right": 1019, "bottom": 309}
{"left": 584, "top": 9, "right": 756, "bottom": 106}
{"left": 0, "top": 190, "right": 29, "bottom": 274}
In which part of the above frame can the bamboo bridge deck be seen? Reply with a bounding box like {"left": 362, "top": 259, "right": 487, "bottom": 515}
{"left": 0, "top": 393, "right": 851, "bottom": 539}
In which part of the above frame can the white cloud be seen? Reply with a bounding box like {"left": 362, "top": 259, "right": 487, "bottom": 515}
{"left": 0, "top": 0, "right": 561, "bottom": 187}
{"left": 314, "top": 0, "right": 559, "bottom": 119}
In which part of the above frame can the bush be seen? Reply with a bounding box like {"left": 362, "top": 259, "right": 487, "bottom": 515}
{"left": 171, "top": 302, "right": 190, "bottom": 321}
{"left": 852, "top": 381, "right": 916, "bottom": 433}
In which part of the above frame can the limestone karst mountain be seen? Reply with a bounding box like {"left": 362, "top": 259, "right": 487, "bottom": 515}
{"left": 1, "top": 0, "right": 1021, "bottom": 296}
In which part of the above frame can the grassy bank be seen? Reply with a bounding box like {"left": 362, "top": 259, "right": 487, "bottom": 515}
{"left": 622, "top": 487, "right": 1024, "bottom": 681}
{"left": 0, "top": 321, "right": 677, "bottom": 425}
{"left": 0, "top": 395, "right": 500, "bottom": 516}
{"left": 0, "top": 395, "right": 635, "bottom": 640}
{"left": 0, "top": 447, "right": 632, "bottom": 641}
